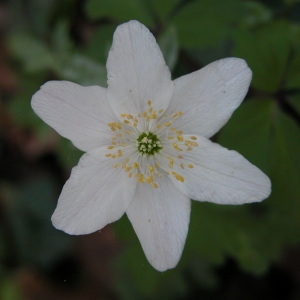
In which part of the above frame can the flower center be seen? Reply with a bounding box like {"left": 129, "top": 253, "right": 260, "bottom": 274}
{"left": 136, "top": 132, "right": 162, "bottom": 156}
{"left": 105, "top": 100, "right": 198, "bottom": 188}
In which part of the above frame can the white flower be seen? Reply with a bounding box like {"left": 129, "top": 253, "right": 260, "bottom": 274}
{"left": 31, "top": 20, "right": 271, "bottom": 271}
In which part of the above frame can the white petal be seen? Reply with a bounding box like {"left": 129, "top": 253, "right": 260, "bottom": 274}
{"left": 168, "top": 136, "right": 271, "bottom": 204}
{"left": 52, "top": 147, "right": 136, "bottom": 235}
{"left": 126, "top": 176, "right": 191, "bottom": 272}
{"left": 31, "top": 81, "right": 115, "bottom": 152}
{"left": 167, "top": 58, "right": 252, "bottom": 138}
{"left": 107, "top": 20, "right": 174, "bottom": 118}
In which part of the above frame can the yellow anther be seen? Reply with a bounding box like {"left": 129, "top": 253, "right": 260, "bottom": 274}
{"left": 173, "top": 143, "right": 182, "bottom": 151}
{"left": 138, "top": 174, "right": 145, "bottom": 183}
{"left": 191, "top": 136, "right": 197, "bottom": 140}
{"left": 149, "top": 166, "right": 154, "bottom": 173}
{"left": 146, "top": 175, "right": 154, "bottom": 183}
{"left": 121, "top": 159, "right": 129, "bottom": 168}
{"left": 168, "top": 157, "right": 174, "bottom": 168}
{"left": 151, "top": 183, "right": 158, "bottom": 188}
{"left": 108, "top": 123, "right": 116, "bottom": 131}
{"left": 107, "top": 101, "right": 187, "bottom": 189}
{"left": 185, "top": 140, "right": 198, "bottom": 148}
{"left": 189, "top": 141, "right": 198, "bottom": 147}
{"left": 187, "top": 164, "right": 194, "bottom": 168}
{"left": 177, "top": 135, "right": 183, "bottom": 142}
{"left": 172, "top": 172, "right": 184, "bottom": 182}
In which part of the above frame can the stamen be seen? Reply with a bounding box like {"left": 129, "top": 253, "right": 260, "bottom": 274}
{"left": 172, "top": 172, "right": 184, "bottom": 182}
{"left": 105, "top": 100, "right": 197, "bottom": 189}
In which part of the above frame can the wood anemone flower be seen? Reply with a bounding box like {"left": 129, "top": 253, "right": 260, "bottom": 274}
{"left": 31, "top": 20, "right": 271, "bottom": 272}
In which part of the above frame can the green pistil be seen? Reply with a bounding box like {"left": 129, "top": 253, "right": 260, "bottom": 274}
{"left": 137, "top": 132, "right": 162, "bottom": 156}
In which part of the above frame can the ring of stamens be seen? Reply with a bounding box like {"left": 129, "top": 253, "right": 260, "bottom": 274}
{"left": 105, "top": 100, "right": 198, "bottom": 188}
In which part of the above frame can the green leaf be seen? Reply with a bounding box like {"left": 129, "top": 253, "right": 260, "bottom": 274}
{"left": 287, "top": 93, "right": 300, "bottom": 115}
{"left": 54, "top": 53, "right": 107, "bottom": 86}
{"left": 240, "top": 1, "right": 272, "bottom": 28}
{"left": 267, "top": 104, "right": 300, "bottom": 212}
{"left": 57, "top": 138, "right": 83, "bottom": 170}
{"left": 84, "top": 24, "right": 116, "bottom": 64}
{"left": 52, "top": 21, "right": 73, "bottom": 54}
{"left": 85, "top": 0, "right": 154, "bottom": 26}
{"left": 218, "top": 98, "right": 273, "bottom": 173}
{"left": 114, "top": 217, "right": 188, "bottom": 300}
{"left": 7, "top": 177, "right": 71, "bottom": 268}
{"left": 187, "top": 202, "right": 272, "bottom": 275}
{"left": 158, "top": 26, "right": 179, "bottom": 71}
{"left": 151, "top": 0, "right": 180, "bottom": 20}
{"left": 233, "top": 21, "right": 292, "bottom": 93}
{"left": 217, "top": 97, "right": 300, "bottom": 272}
{"left": 0, "top": 278, "right": 22, "bottom": 300}
{"left": 285, "top": 25, "right": 300, "bottom": 89}
{"left": 9, "top": 33, "right": 54, "bottom": 72}
{"left": 8, "top": 74, "right": 54, "bottom": 141}
{"left": 173, "top": 0, "right": 245, "bottom": 48}
{"left": 8, "top": 0, "right": 56, "bottom": 35}
{"left": 113, "top": 216, "right": 162, "bottom": 299}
